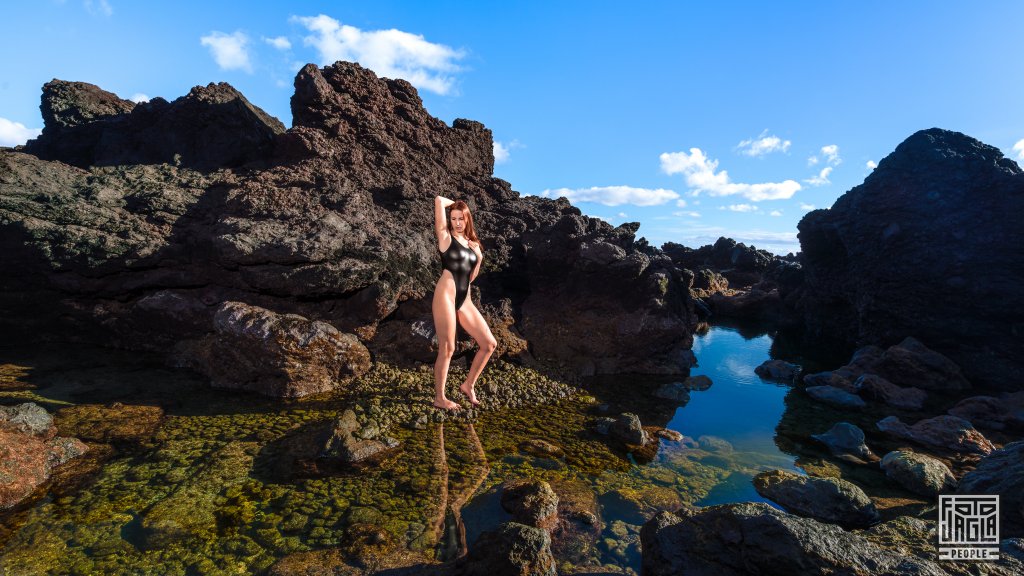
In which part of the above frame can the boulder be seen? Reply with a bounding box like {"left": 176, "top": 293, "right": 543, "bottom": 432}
{"left": 805, "top": 385, "right": 866, "bottom": 409}
{"left": 752, "top": 469, "right": 880, "bottom": 528}
{"left": 879, "top": 450, "right": 956, "bottom": 498}
{"left": 810, "top": 422, "right": 878, "bottom": 463}
{"left": 181, "top": 301, "right": 371, "bottom": 398}
{"left": 876, "top": 415, "right": 994, "bottom": 456}
{"left": 460, "top": 522, "right": 556, "bottom": 576}
{"left": 640, "top": 503, "right": 946, "bottom": 576}
{"left": 610, "top": 413, "right": 648, "bottom": 445}
{"left": 754, "top": 359, "right": 801, "bottom": 383}
{"left": 948, "top": 392, "right": 1024, "bottom": 433}
{"left": 500, "top": 480, "right": 559, "bottom": 530}
{"left": 855, "top": 374, "right": 927, "bottom": 410}
{"left": 956, "top": 441, "right": 1024, "bottom": 538}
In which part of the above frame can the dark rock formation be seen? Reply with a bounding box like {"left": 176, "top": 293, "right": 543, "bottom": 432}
{"left": 459, "top": 522, "right": 556, "bottom": 576}
{"left": 23, "top": 79, "right": 284, "bottom": 170}
{"left": 795, "top": 128, "right": 1024, "bottom": 390}
{"left": 640, "top": 503, "right": 946, "bottom": 576}
{"left": 175, "top": 301, "right": 371, "bottom": 398}
{"left": 810, "top": 422, "right": 878, "bottom": 464}
{"left": 754, "top": 359, "right": 800, "bottom": 383}
{"left": 876, "top": 414, "right": 994, "bottom": 456}
{"left": 956, "top": 440, "right": 1024, "bottom": 538}
{"left": 1, "top": 61, "right": 699, "bottom": 389}
{"left": 948, "top": 392, "right": 1024, "bottom": 433}
{"left": 751, "top": 469, "right": 880, "bottom": 528}
{"left": 500, "top": 479, "right": 559, "bottom": 530}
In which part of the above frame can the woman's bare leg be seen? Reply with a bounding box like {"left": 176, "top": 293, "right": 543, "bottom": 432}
{"left": 455, "top": 299, "right": 498, "bottom": 406}
{"left": 433, "top": 272, "right": 461, "bottom": 410}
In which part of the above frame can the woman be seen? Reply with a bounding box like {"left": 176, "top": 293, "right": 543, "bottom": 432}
{"left": 432, "top": 196, "right": 498, "bottom": 410}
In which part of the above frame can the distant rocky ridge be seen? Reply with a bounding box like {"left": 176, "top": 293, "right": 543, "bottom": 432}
{"left": 794, "top": 128, "right": 1024, "bottom": 390}
{"left": 0, "top": 61, "right": 700, "bottom": 393}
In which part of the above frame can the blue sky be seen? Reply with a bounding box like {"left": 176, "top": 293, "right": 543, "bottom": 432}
{"left": 3, "top": 1, "right": 1023, "bottom": 255}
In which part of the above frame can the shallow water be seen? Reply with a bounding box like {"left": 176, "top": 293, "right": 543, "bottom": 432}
{"left": 0, "top": 322, "right": 837, "bottom": 575}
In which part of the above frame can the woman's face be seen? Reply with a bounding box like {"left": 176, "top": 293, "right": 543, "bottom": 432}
{"left": 450, "top": 209, "right": 467, "bottom": 234}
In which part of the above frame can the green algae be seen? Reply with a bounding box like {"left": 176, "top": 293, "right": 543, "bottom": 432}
{"left": 0, "top": 339, "right": 802, "bottom": 575}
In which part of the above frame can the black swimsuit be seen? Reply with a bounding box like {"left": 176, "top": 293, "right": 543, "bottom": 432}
{"left": 440, "top": 237, "right": 478, "bottom": 310}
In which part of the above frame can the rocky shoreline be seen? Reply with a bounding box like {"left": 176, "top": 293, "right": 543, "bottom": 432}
{"left": 3, "top": 58, "right": 1024, "bottom": 574}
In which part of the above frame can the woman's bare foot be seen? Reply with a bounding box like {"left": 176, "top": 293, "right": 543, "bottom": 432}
{"left": 459, "top": 382, "right": 481, "bottom": 406}
{"left": 433, "top": 397, "right": 462, "bottom": 411}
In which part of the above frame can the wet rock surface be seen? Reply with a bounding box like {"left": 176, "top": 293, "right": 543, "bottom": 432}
{"left": 877, "top": 414, "right": 994, "bottom": 456}
{"left": 640, "top": 502, "right": 946, "bottom": 576}
{"left": 879, "top": 450, "right": 956, "bottom": 498}
{"left": 810, "top": 422, "right": 878, "bottom": 464}
{"left": 752, "top": 469, "right": 880, "bottom": 528}
{"left": 1, "top": 402, "right": 89, "bottom": 509}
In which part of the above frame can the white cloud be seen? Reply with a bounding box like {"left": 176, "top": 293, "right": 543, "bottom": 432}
{"left": 617, "top": 212, "right": 628, "bottom": 218}
{"left": 808, "top": 144, "right": 841, "bottom": 167}
{"left": 659, "top": 148, "right": 801, "bottom": 201}
{"left": 264, "top": 36, "right": 291, "bottom": 50}
{"left": 84, "top": 0, "right": 112, "bottom": 17}
{"left": 0, "top": 117, "right": 42, "bottom": 147}
{"left": 769, "top": 210, "right": 782, "bottom": 216}
{"left": 736, "top": 130, "right": 791, "bottom": 157}
{"left": 804, "top": 166, "right": 833, "bottom": 186}
{"left": 130, "top": 93, "right": 149, "bottom": 103}
{"left": 721, "top": 204, "right": 759, "bottom": 212}
{"left": 675, "top": 198, "right": 687, "bottom": 207}
{"left": 493, "top": 139, "right": 522, "bottom": 164}
{"left": 292, "top": 14, "right": 465, "bottom": 95}
{"left": 1012, "top": 139, "right": 1024, "bottom": 161}
{"left": 866, "top": 160, "right": 877, "bottom": 170}
{"left": 799, "top": 203, "right": 816, "bottom": 211}
{"left": 648, "top": 224, "right": 799, "bottom": 255}
{"left": 201, "top": 31, "right": 253, "bottom": 73}
{"left": 672, "top": 210, "right": 701, "bottom": 218}
{"left": 540, "top": 185, "right": 680, "bottom": 206}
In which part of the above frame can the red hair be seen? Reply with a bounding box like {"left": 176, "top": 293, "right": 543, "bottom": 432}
{"left": 448, "top": 200, "right": 481, "bottom": 247}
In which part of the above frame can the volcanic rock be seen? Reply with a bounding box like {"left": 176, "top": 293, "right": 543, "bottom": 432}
{"left": 795, "top": 128, "right": 1024, "bottom": 390}
{"left": 879, "top": 450, "right": 956, "bottom": 498}
{"left": 876, "top": 414, "right": 994, "bottom": 456}
{"left": 752, "top": 469, "right": 880, "bottom": 528}
{"left": 640, "top": 503, "right": 945, "bottom": 576}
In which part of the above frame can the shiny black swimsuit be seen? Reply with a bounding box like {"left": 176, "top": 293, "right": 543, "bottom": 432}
{"left": 440, "top": 237, "right": 478, "bottom": 310}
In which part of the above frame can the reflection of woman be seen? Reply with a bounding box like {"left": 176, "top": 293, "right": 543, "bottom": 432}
{"left": 431, "top": 196, "right": 497, "bottom": 411}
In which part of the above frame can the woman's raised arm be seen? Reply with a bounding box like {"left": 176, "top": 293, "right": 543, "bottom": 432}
{"left": 434, "top": 195, "right": 454, "bottom": 241}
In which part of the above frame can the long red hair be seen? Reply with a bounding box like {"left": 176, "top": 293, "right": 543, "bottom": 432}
{"left": 448, "top": 200, "right": 481, "bottom": 248}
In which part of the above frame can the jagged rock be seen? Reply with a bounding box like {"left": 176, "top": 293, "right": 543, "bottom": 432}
{"left": 795, "top": 128, "right": 1024, "bottom": 391}
{"left": 640, "top": 503, "right": 946, "bottom": 576}
{"left": 948, "top": 392, "right": 1024, "bottom": 433}
{"left": 179, "top": 301, "right": 371, "bottom": 398}
{"left": 752, "top": 469, "right": 880, "bottom": 528}
{"left": 805, "top": 385, "right": 866, "bottom": 409}
{"left": 2, "top": 61, "right": 699, "bottom": 380}
{"left": 957, "top": 441, "right": 1024, "bottom": 538}
{"left": 460, "top": 522, "right": 556, "bottom": 576}
{"left": 879, "top": 450, "right": 956, "bottom": 497}
{"left": 610, "top": 413, "right": 648, "bottom": 445}
{"left": 873, "top": 337, "right": 970, "bottom": 391}
{"left": 876, "top": 414, "right": 994, "bottom": 456}
{"left": 500, "top": 480, "right": 559, "bottom": 529}
{"left": 810, "top": 422, "right": 878, "bottom": 463}
{"left": 654, "top": 428, "right": 683, "bottom": 441}
{"left": 855, "top": 374, "right": 927, "bottom": 410}
{"left": 754, "top": 359, "right": 801, "bottom": 383}
{"left": 23, "top": 79, "right": 284, "bottom": 170}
